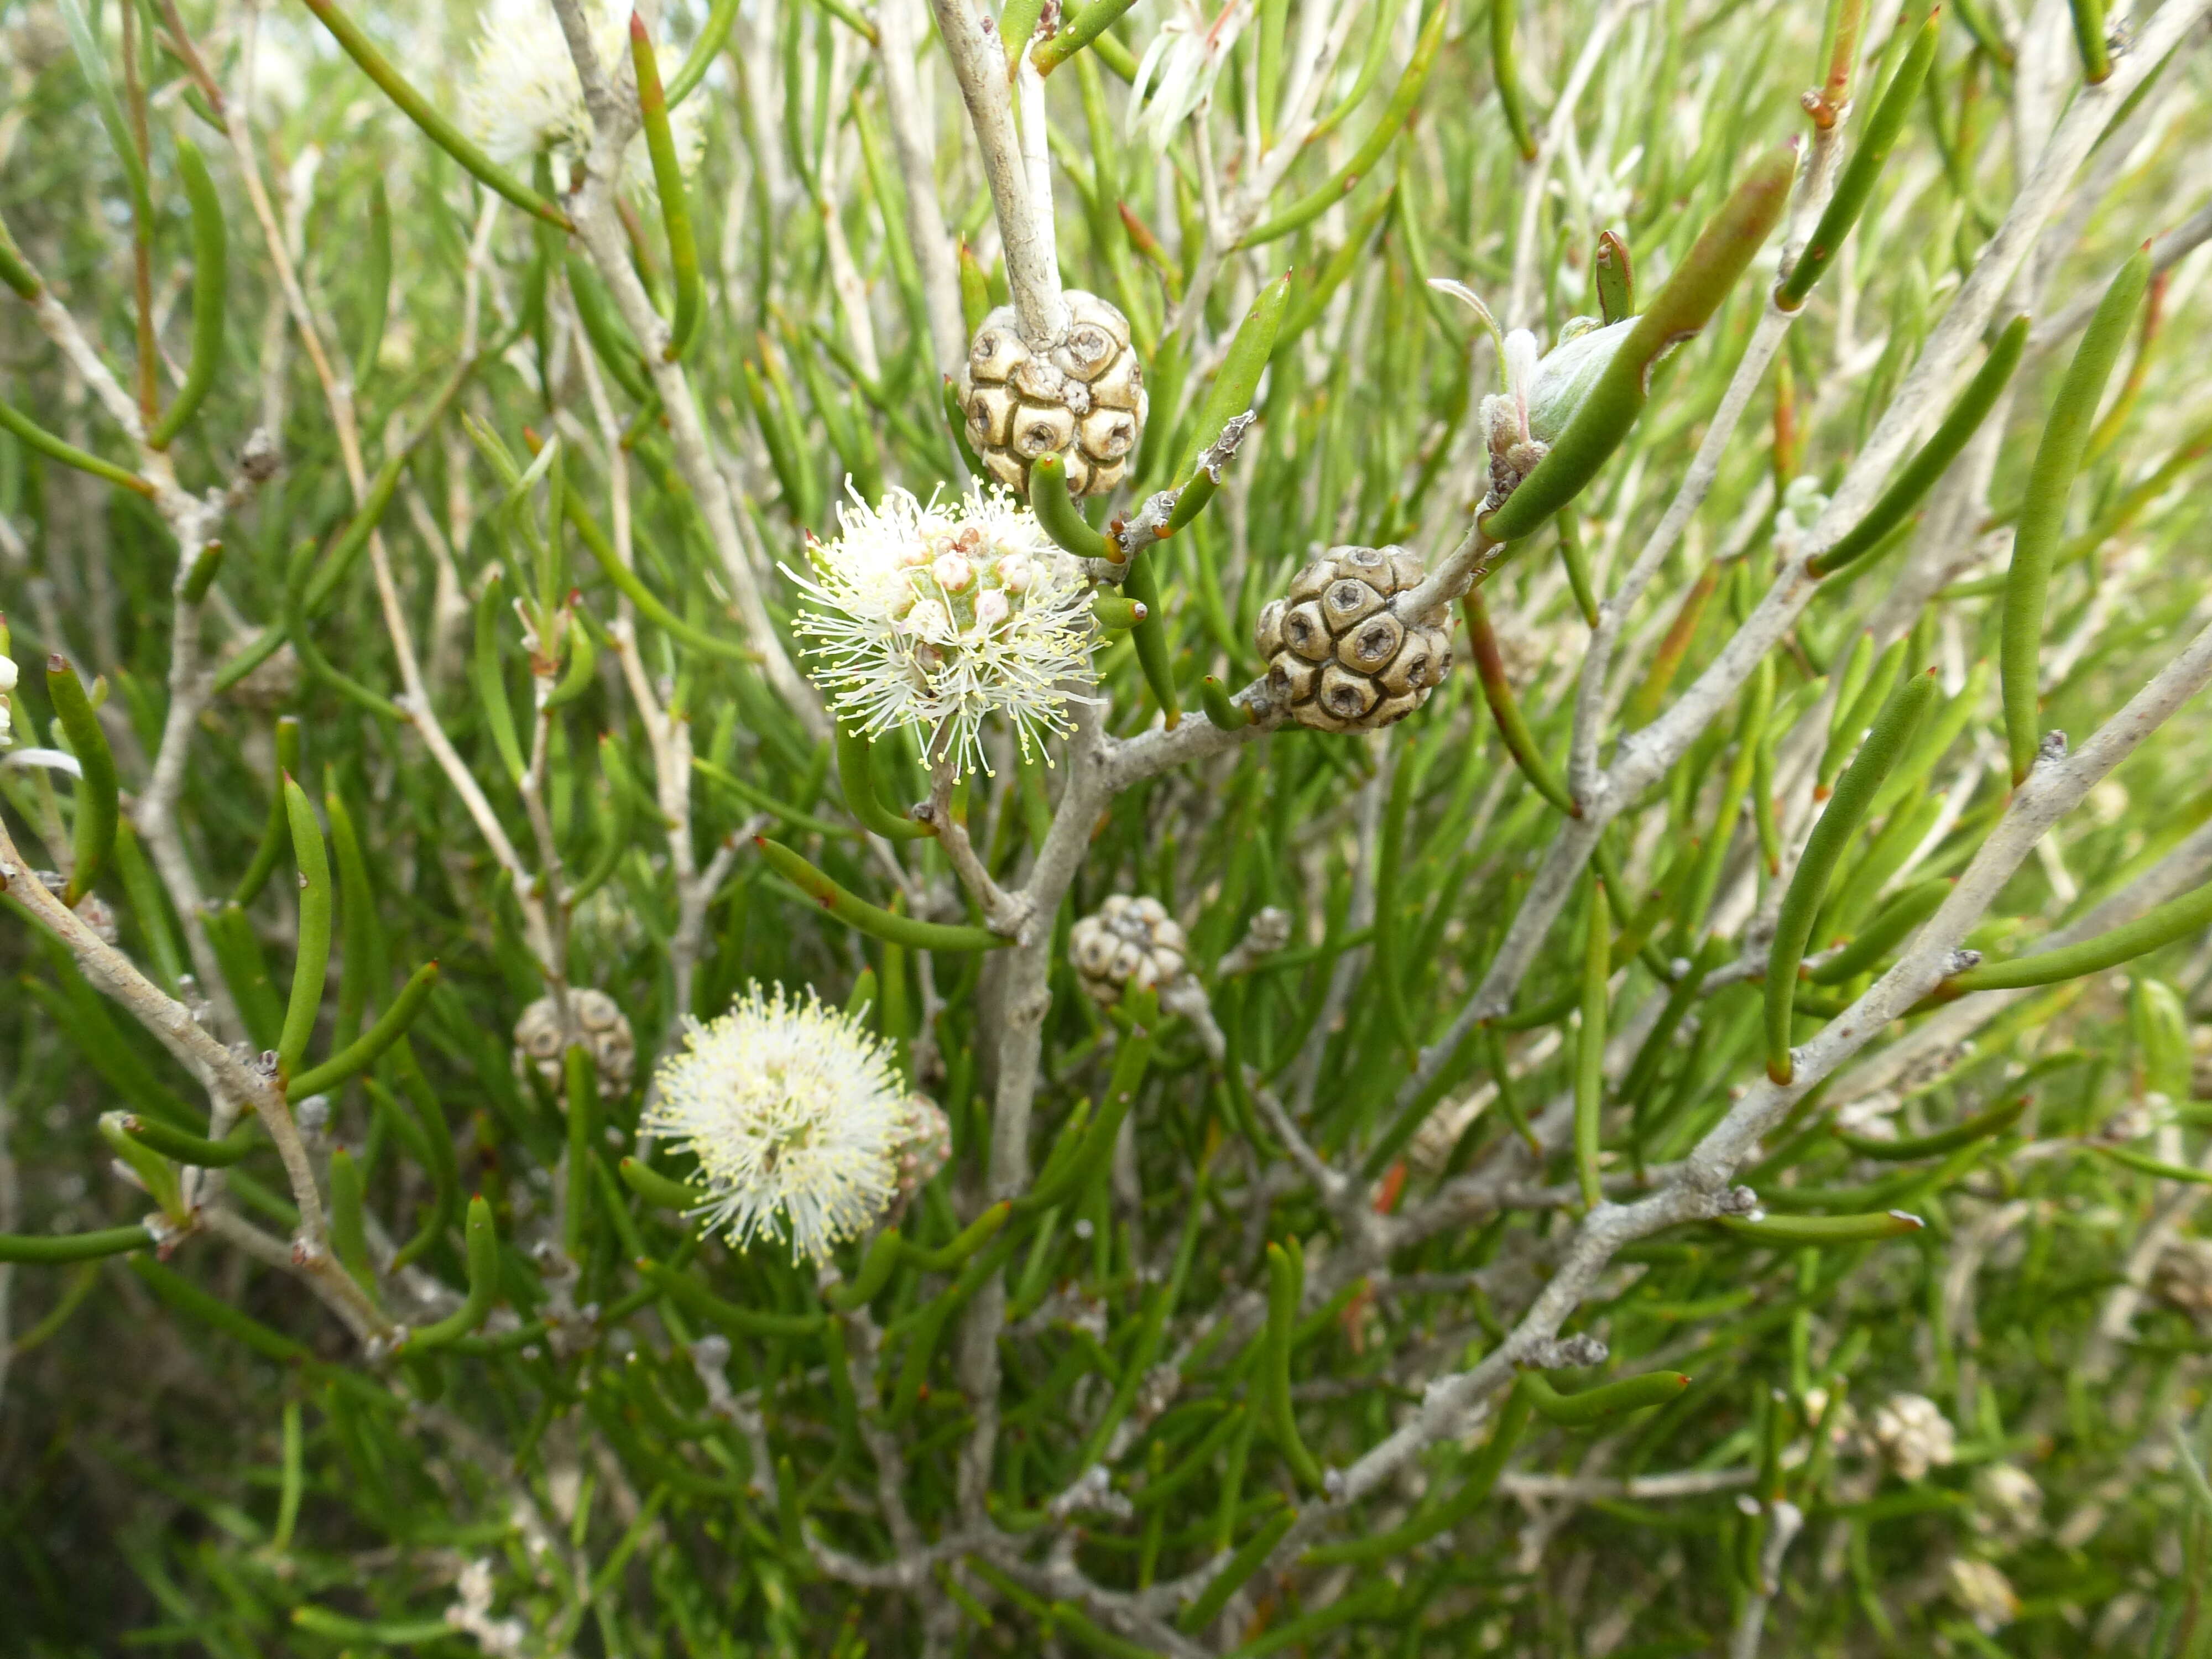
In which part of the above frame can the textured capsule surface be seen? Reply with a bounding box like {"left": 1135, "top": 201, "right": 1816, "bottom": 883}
{"left": 514, "top": 988, "right": 637, "bottom": 1099}
{"left": 1068, "top": 894, "right": 1187, "bottom": 1004}
{"left": 957, "top": 291, "right": 1147, "bottom": 498}
{"left": 1257, "top": 545, "right": 1453, "bottom": 731}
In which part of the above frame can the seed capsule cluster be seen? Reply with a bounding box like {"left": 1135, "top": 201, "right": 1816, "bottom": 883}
{"left": 1257, "top": 545, "right": 1454, "bottom": 731}
{"left": 1069, "top": 894, "right": 1188, "bottom": 1005}
{"left": 958, "top": 292, "right": 1147, "bottom": 497}
{"left": 513, "top": 988, "right": 638, "bottom": 1099}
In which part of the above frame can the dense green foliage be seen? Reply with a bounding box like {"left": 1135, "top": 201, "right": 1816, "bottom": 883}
{"left": 2, "top": 0, "right": 2212, "bottom": 1652}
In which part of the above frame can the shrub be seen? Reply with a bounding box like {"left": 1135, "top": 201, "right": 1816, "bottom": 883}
{"left": 2, "top": 0, "right": 2210, "bottom": 1651}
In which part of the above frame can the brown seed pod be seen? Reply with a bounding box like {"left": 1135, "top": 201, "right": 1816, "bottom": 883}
{"left": 513, "top": 989, "right": 637, "bottom": 1099}
{"left": 957, "top": 291, "right": 1147, "bottom": 498}
{"left": 1256, "top": 545, "right": 1454, "bottom": 731}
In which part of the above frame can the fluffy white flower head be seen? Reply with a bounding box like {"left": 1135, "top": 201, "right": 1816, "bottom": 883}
{"left": 644, "top": 985, "right": 909, "bottom": 1265}
{"left": 789, "top": 483, "right": 1098, "bottom": 779}
{"left": 462, "top": 0, "right": 705, "bottom": 195}
{"left": 0, "top": 649, "right": 15, "bottom": 747}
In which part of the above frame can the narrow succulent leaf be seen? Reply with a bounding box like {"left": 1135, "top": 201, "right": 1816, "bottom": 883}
{"left": 1812, "top": 315, "right": 2028, "bottom": 577}
{"left": 630, "top": 17, "right": 702, "bottom": 360}
{"left": 1030, "top": 453, "right": 1110, "bottom": 557}
{"left": 278, "top": 776, "right": 333, "bottom": 1079}
{"left": 1766, "top": 670, "right": 1936, "bottom": 1082}
{"left": 119, "top": 1113, "right": 254, "bottom": 1168}
{"left": 1806, "top": 877, "right": 1951, "bottom": 983}
{"left": 46, "top": 657, "right": 121, "bottom": 906}
{"left": 0, "top": 210, "right": 39, "bottom": 299}
{"left": 0, "top": 397, "right": 151, "bottom": 495}
{"left": 1264, "top": 1241, "right": 1327, "bottom": 1489}
{"left": 1234, "top": 2, "right": 1448, "bottom": 249}
{"left": 1834, "top": 1094, "right": 2027, "bottom": 1160}
{"left": 667, "top": 0, "right": 742, "bottom": 105}
{"left": 1121, "top": 551, "right": 1180, "bottom": 727}
{"left": 830, "top": 724, "right": 934, "bottom": 841}
{"left": 1945, "top": 879, "right": 2212, "bottom": 992}
{"left": 0, "top": 1224, "right": 152, "bottom": 1264}
{"left": 1574, "top": 878, "right": 1610, "bottom": 1209}
{"left": 1033, "top": 0, "right": 1142, "bottom": 74}
{"left": 1177, "top": 1506, "right": 1299, "bottom": 1632}
{"left": 1198, "top": 675, "right": 1251, "bottom": 731}
{"left": 1491, "top": 0, "right": 1539, "bottom": 159}
{"left": 56, "top": 0, "right": 152, "bottom": 223}
{"left": 147, "top": 136, "right": 227, "bottom": 450}
{"left": 2002, "top": 251, "right": 2149, "bottom": 782}
{"left": 1775, "top": 11, "right": 1940, "bottom": 310}
{"left": 1172, "top": 274, "right": 1290, "bottom": 484}
{"left": 1522, "top": 1369, "right": 1690, "bottom": 1425}
{"left": 2093, "top": 1142, "right": 2212, "bottom": 1185}
{"left": 406, "top": 1196, "right": 500, "bottom": 1349}
{"left": 287, "top": 962, "right": 440, "bottom": 1098}
{"left": 297, "top": 0, "right": 572, "bottom": 229}
{"left": 2069, "top": 0, "right": 2112, "bottom": 82}
{"left": 755, "top": 837, "right": 1010, "bottom": 950}
{"left": 1594, "top": 231, "right": 1634, "bottom": 324}
{"left": 1717, "top": 1209, "right": 1926, "bottom": 1244}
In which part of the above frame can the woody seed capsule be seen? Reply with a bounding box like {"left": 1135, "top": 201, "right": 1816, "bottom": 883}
{"left": 1256, "top": 545, "right": 1454, "bottom": 732}
{"left": 513, "top": 988, "right": 637, "bottom": 1099}
{"left": 958, "top": 292, "right": 1147, "bottom": 498}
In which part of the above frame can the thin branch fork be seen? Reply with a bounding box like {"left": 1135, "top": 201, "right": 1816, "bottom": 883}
{"left": 1244, "top": 601, "right": 2212, "bottom": 1588}
{"left": 0, "top": 813, "right": 392, "bottom": 1344}
{"left": 1408, "top": 0, "right": 2212, "bottom": 1077}
{"left": 217, "top": 80, "right": 563, "bottom": 977}
{"left": 924, "top": 0, "right": 1066, "bottom": 345}
{"left": 549, "top": 0, "right": 829, "bottom": 744}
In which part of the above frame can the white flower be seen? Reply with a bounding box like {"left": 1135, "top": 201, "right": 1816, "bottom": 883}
{"left": 0, "top": 649, "right": 15, "bottom": 747}
{"left": 643, "top": 985, "right": 912, "bottom": 1266}
{"left": 461, "top": 0, "right": 705, "bottom": 195}
{"left": 789, "top": 483, "right": 1099, "bottom": 780}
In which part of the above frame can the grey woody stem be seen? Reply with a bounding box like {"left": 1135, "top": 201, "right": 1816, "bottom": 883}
{"left": 925, "top": 0, "right": 1066, "bottom": 346}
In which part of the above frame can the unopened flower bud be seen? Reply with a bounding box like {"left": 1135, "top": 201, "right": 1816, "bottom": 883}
{"left": 1525, "top": 316, "right": 1636, "bottom": 445}
{"left": 904, "top": 598, "right": 953, "bottom": 641}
